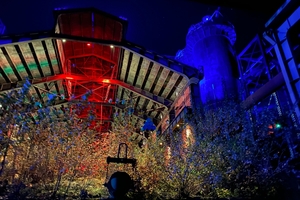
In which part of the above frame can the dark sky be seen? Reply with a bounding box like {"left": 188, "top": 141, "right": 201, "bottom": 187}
{"left": 0, "top": 0, "right": 274, "bottom": 55}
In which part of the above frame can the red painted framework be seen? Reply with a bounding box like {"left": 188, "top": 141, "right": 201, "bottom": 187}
{"left": 55, "top": 10, "right": 125, "bottom": 132}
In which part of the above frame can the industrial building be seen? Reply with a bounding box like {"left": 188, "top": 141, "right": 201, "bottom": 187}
{"left": 0, "top": 0, "right": 299, "bottom": 136}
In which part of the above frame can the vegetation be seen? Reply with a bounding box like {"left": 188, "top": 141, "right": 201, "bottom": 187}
{"left": 0, "top": 80, "right": 109, "bottom": 199}
{"left": 117, "top": 101, "right": 300, "bottom": 199}
{"left": 0, "top": 81, "right": 299, "bottom": 199}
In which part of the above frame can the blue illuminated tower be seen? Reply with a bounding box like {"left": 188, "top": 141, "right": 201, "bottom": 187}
{"left": 175, "top": 9, "right": 238, "bottom": 105}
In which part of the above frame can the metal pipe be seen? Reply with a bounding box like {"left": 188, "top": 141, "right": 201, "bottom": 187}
{"left": 241, "top": 72, "right": 285, "bottom": 109}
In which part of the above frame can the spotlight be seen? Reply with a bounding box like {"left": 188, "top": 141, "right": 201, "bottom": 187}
{"left": 275, "top": 123, "right": 281, "bottom": 129}
{"left": 202, "top": 15, "right": 210, "bottom": 22}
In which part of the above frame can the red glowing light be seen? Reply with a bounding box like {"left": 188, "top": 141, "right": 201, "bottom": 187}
{"left": 103, "top": 79, "right": 110, "bottom": 83}
{"left": 66, "top": 76, "right": 74, "bottom": 80}
{"left": 87, "top": 43, "right": 91, "bottom": 46}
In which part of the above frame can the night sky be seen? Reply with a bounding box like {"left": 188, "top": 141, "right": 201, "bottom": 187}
{"left": 0, "top": 0, "right": 273, "bottom": 56}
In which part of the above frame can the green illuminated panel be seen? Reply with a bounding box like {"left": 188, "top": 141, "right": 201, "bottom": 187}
{"left": 5, "top": 45, "right": 29, "bottom": 80}
{"left": 40, "top": 61, "right": 49, "bottom": 67}
{"left": 32, "top": 40, "right": 48, "bottom": 76}
{"left": 3, "top": 66, "right": 13, "bottom": 74}
{"left": 16, "top": 64, "right": 26, "bottom": 73}
{"left": 19, "top": 43, "right": 42, "bottom": 79}
{"left": 28, "top": 63, "right": 42, "bottom": 78}
{"left": 28, "top": 63, "right": 38, "bottom": 70}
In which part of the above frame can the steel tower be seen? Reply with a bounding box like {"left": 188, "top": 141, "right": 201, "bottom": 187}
{"left": 175, "top": 9, "right": 238, "bottom": 105}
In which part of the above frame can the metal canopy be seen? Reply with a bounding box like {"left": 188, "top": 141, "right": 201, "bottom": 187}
{"left": 0, "top": 39, "right": 66, "bottom": 106}
{"left": 0, "top": 8, "right": 201, "bottom": 132}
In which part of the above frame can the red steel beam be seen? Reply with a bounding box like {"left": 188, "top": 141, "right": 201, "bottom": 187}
{"left": 30, "top": 74, "right": 170, "bottom": 107}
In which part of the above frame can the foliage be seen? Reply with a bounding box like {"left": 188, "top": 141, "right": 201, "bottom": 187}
{"left": 1, "top": 80, "right": 299, "bottom": 199}
{"left": 111, "top": 99, "right": 299, "bottom": 199}
{"left": 0, "top": 80, "right": 109, "bottom": 199}
{"left": 162, "top": 101, "right": 299, "bottom": 199}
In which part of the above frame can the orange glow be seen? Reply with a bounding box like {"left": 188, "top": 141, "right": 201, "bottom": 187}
{"left": 103, "top": 79, "right": 110, "bottom": 83}
{"left": 268, "top": 124, "right": 273, "bottom": 129}
{"left": 268, "top": 124, "right": 274, "bottom": 135}
{"left": 66, "top": 76, "right": 74, "bottom": 80}
{"left": 186, "top": 128, "right": 191, "bottom": 138}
